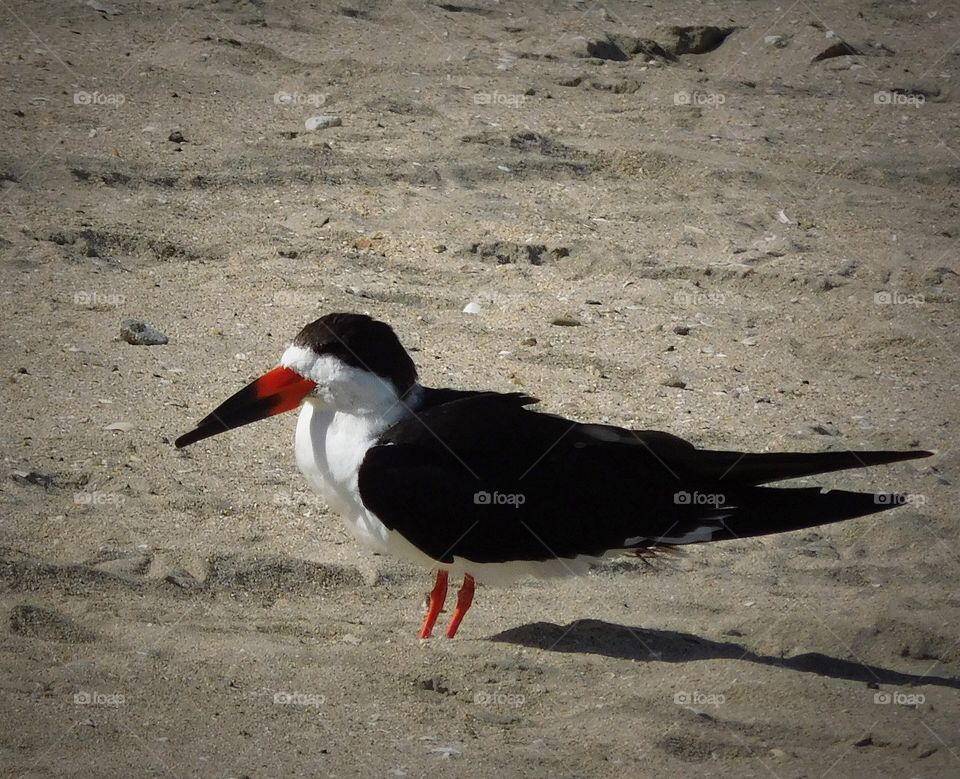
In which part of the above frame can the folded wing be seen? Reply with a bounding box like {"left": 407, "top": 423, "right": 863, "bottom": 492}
{"left": 357, "top": 393, "right": 931, "bottom": 565}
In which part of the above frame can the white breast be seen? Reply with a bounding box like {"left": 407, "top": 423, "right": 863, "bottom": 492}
{"left": 296, "top": 399, "right": 384, "bottom": 545}
{"left": 292, "top": 392, "right": 439, "bottom": 565}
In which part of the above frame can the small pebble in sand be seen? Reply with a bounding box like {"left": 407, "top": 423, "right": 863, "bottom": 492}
{"left": 462, "top": 302, "right": 481, "bottom": 315}
{"left": 809, "top": 423, "right": 839, "bottom": 436}
{"left": 551, "top": 316, "right": 581, "bottom": 327}
{"left": 305, "top": 115, "right": 342, "bottom": 131}
{"left": 121, "top": 318, "right": 169, "bottom": 345}
{"left": 168, "top": 130, "right": 185, "bottom": 143}
{"left": 164, "top": 570, "right": 200, "bottom": 590}
{"left": 673, "top": 324, "right": 691, "bottom": 335}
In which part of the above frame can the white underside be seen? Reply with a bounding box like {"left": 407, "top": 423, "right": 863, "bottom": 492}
{"left": 293, "top": 394, "right": 615, "bottom": 586}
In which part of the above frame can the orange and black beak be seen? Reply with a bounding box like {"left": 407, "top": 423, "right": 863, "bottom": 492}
{"left": 174, "top": 366, "right": 317, "bottom": 448}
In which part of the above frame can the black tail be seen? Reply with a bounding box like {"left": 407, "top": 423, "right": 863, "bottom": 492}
{"left": 622, "top": 434, "right": 932, "bottom": 550}
{"left": 659, "top": 486, "right": 925, "bottom": 546}
{"left": 684, "top": 448, "right": 932, "bottom": 486}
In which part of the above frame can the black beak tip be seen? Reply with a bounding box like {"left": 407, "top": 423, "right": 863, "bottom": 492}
{"left": 174, "top": 427, "right": 213, "bottom": 448}
{"left": 174, "top": 431, "right": 195, "bottom": 449}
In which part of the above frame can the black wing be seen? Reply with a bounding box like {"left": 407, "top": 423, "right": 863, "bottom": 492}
{"left": 357, "top": 392, "right": 931, "bottom": 565}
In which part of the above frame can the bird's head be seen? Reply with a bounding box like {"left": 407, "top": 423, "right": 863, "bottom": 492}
{"left": 175, "top": 313, "right": 416, "bottom": 448}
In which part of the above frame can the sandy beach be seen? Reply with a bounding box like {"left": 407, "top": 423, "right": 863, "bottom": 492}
{"left": 1, "top": 1, "right": 958, "bottom": 776}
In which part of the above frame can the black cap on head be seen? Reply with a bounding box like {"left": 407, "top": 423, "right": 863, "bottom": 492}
{"left": 293, "top": 313, "right": 418, "bottom": 395}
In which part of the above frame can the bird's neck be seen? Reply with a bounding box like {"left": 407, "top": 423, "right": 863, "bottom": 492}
{"left": 309, "top": 383, "right": 421, "bottom": 437}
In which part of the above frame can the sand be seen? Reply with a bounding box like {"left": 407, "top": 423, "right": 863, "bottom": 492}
{"left": 1, "top": 1, "right": 958, "bottom": 776}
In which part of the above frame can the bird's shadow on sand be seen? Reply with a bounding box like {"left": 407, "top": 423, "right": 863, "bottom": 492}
{"left": 490, "top": 619, "right": 960, "bottom": 689}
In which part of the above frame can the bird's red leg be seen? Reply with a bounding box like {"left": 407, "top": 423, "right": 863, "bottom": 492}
{"left": 419, "top": 570, "right": 449, "bottom": 639}
{"left": 445, "top": 574, "right": 476, "bottom": 638}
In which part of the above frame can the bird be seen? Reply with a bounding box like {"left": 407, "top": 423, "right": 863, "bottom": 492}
{"left": 175, "top": 312, "right": 932, "bottom": 639}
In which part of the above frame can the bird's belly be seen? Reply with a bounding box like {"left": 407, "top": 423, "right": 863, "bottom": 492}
{"left": 295, "top": 478, "right": 388, "bottom": 556}
{"left": 448, "top": 554, "right": 603, "bottom": 585}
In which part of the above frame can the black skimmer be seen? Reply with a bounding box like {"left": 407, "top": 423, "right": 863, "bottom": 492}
{"left": 175, "top": 313, "right": 932, "bottom": 638}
